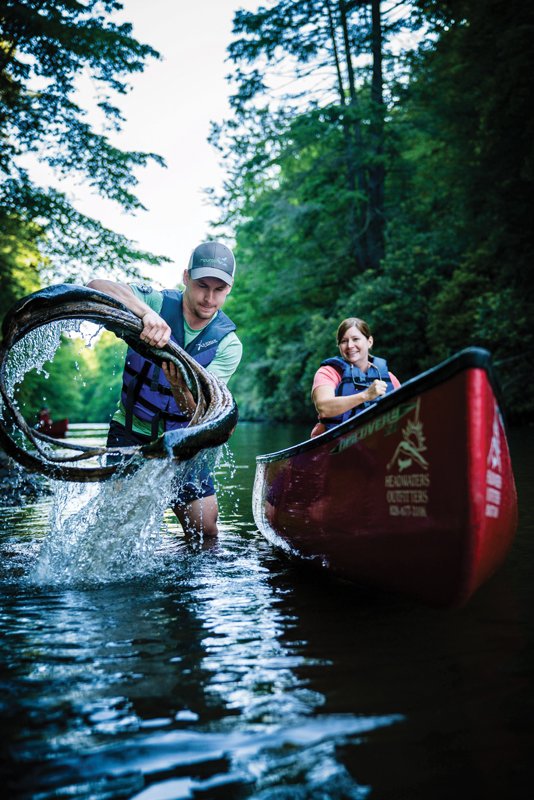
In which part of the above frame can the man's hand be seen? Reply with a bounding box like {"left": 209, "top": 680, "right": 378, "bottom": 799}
{"left": 140, "top": 310, "right": 171, "bottom": 348}
{"left": 161, "top": 360, "right": 187, "bottom": 390}
{"left": 162, "top": 361, "right": 196, "bottom": 416}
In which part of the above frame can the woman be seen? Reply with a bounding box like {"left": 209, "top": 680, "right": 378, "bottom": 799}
{"left": 311, "top": 317, "right": 400, "bottom": 437}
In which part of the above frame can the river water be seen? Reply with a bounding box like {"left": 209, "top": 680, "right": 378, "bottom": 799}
{"left": 1, "top": 421, "right": 533, "bottom": 800}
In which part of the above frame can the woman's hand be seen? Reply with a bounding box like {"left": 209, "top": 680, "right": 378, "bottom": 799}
{"left": 365, "top": 379, "right": 388, "bottom": 402}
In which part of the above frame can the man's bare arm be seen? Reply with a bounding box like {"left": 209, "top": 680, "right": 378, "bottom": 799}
{"left": 86, "top": 279, "right": 171, "bottom": 348}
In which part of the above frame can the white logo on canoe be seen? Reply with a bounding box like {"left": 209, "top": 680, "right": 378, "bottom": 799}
{"left": 485, "top": 407, "right": 502, "bottom": 518}
{"left": 385, "top": 398, "right": 429, "bottom": 518}
{"left": 387, "top": 398, "right": 428, "bottom": 472}
{"left": 487, "top": 410, "right": 502, "bottom": 471}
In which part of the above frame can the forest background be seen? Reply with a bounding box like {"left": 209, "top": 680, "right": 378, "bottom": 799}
{"left": 1, "top": 0, "right": 533, "bottom": 429}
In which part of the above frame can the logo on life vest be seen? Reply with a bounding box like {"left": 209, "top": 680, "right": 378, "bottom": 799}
{"left": 196, "top": 339, "right": 218, "bottom": 350}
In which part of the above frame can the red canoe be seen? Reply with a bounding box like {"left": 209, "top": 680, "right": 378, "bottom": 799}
{"left": 40, "top": 418, "right": 69, "bottom": 438}
{"left": 253, "top": 348, "right": 518, "bottom": 607}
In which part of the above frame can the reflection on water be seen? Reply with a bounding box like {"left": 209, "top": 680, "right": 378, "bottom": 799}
{"left": 1, "top": 422, "right": 533, "bottom": 799}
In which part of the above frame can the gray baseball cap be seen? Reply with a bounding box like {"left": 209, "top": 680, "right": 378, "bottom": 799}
{"left": 188, "top": 241, "right": 236, "bottom": 286}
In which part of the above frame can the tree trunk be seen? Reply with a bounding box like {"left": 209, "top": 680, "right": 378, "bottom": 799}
{"left": 337, "top": 0, "right": 369, "bottom": 270}
{"left": 367, "top": 0, "right": 385, "bottom": 269}
{"left": 325, "top": 0, "right": 365, "bottom": 269}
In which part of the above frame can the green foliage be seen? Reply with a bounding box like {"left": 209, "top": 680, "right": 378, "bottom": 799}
{"left": 0, "top": 210, "right": 43, "bottom": 319}
{"left": 1, "top": 178, "right": 168, "bottom": 285}
{"left": 390, "top": 0, "right": 534, "bottom": 416}
{"left": 224, "top": 107, "right": 357, "bottom": 421}
{"left": 218, "top": 0, "right": 534, "bottom": 423}
{"left": 219, "top": 0, "right": 400, "bottom": 271}
{"left": 14, "top": 329, "right": 127, "bottom": 425}
{"left": 80, "top": 329, "right": 127, "bottom": 423}
{"left": 0, "top": 0, "right": 170, "bottom": 298}
{"left": 218, "top": 1, "right": 419, "bottom": 420}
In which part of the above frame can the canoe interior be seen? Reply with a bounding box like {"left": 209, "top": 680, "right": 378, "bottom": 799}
{"left": 253, "top": 348, "right": 518, "bottom": 607}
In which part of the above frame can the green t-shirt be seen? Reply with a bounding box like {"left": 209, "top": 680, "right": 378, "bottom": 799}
{"left": 112, "top": 284, "right": 242, "bottom": 436}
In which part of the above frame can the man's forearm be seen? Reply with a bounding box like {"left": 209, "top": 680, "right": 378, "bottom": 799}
{"left": 169, "top": 383, "right": 196, "bottom": 417}
{"left": 86, "top": 280, "right": 151, "bottom": 320}
{"left": 86, "top": 279, "right": 171, "bottom": 347}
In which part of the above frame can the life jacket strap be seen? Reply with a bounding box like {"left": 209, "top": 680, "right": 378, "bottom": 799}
{"left": 123, "top": 361, "right": 173, "bottom": 396}
{"left": 151, "top": 410, "right": 161, "bottom": 441}
{"left": 367, "top": 360, "right": 387, "bottom": 381}
{"left": 124, "top": 361, "right": 151, "bottom": 434}
{"left": 150, "top": 365, "right": 162, "bottom": 391}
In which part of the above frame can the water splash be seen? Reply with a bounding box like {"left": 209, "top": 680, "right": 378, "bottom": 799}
{"left": 3, "top": 320, "right": 83, "bottom": 396}
{"left": 2, "top": 317, "right": 228, "bottom": 583}
{"left": 214, "top": 442, "right": 238, "bottom": 506}
{"left": 33, "top": 458, "right": 170, "bottom": 585}
{"left": 32, "top": 447, "right": 223, "bottom": 586}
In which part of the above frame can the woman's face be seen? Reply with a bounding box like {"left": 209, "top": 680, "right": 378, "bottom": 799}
{"left": 338, "top": 326, "right": 373, "bottom": 367}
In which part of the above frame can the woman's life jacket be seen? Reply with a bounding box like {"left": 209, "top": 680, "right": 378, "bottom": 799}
{"left": 319, "top": 355, "right": 395, "bottom": 431}
{"left": 121, "top": 289, "right": 236, "bottom": 438}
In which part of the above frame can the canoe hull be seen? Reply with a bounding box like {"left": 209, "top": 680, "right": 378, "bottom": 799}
{"left": 41, "top": 419, "right": 69, "bottom": 438}
{"left": 253, "top": 349, "right": 517, "bottom": 607}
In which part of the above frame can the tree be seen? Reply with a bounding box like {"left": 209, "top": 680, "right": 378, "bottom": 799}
{"left": 212, "top": 1, "right": 421, "bottom": 420}
{"left": 80, "top": 329, "right": 126, "bottom": 423}
{"left": 0, "top": 209, "right": 43, "bottom": 319}
{"left": 221, "top": 0, "right": 398, "bottom": 273}
{"left": 0, "top": 0, "right": 169, "bottom": 307}
{"left": 387, "top": 0, "right": 534, "bottom": 415}
{"left": 222, "top": 107, "right": 357, "bottom": 420}
{"left": 216, "top": 0, "right": 533, "bottom": 422}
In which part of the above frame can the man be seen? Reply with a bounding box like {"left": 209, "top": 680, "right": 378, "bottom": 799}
{"left": 87, "top": 240, "right": 242, "bottom": 536}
